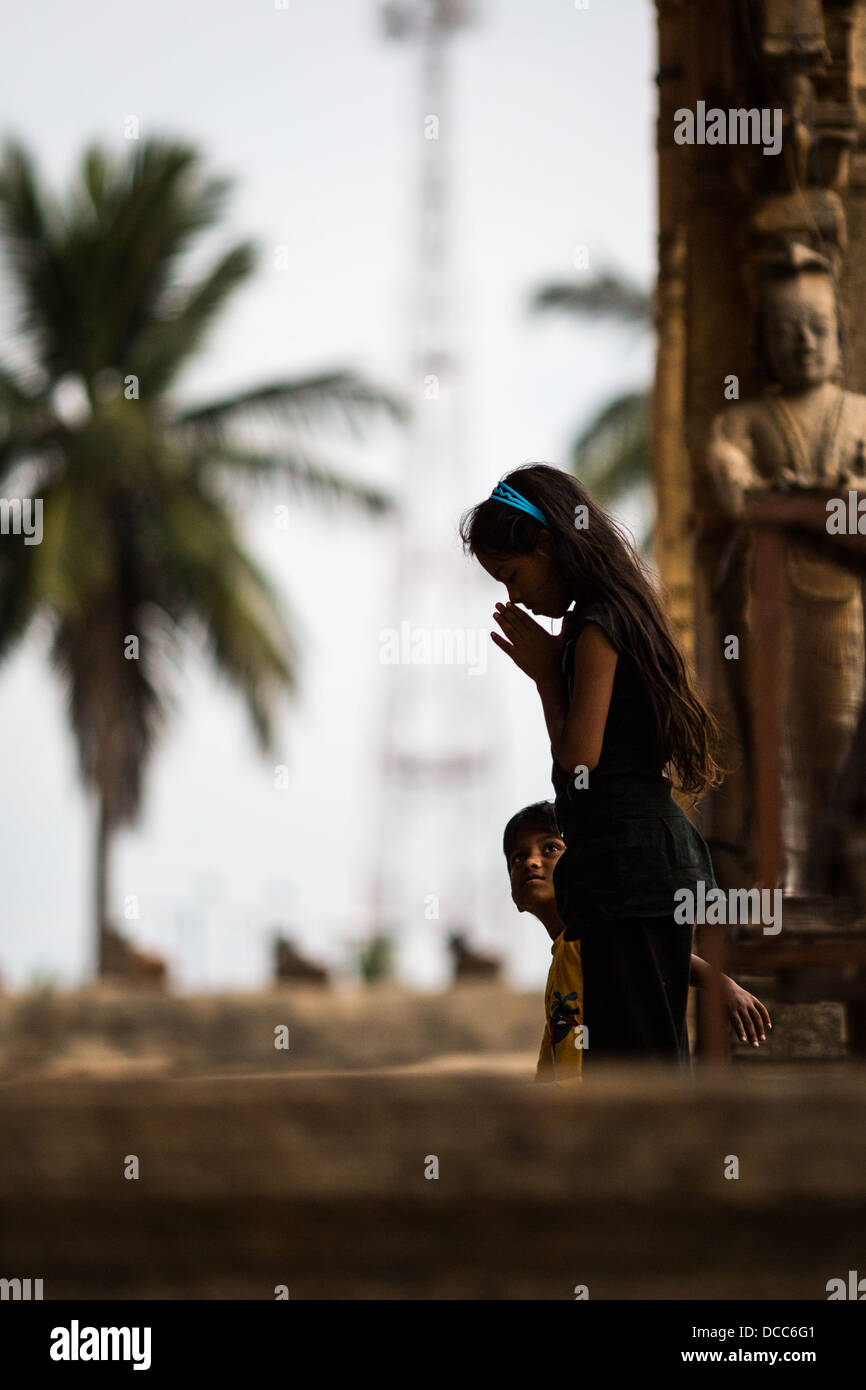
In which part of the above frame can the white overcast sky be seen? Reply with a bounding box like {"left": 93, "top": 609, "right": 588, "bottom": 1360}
{"left": 0, "top": 0, "right": 656, "bottom": 990}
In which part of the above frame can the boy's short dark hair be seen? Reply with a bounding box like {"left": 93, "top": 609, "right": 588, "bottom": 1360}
{"left": 502, "top": 801, "right": 562, "bottom": 864}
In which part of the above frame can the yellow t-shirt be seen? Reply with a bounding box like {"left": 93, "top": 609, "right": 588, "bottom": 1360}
{"left": 534, "top": 932, "right": 584, "bottom": 1084}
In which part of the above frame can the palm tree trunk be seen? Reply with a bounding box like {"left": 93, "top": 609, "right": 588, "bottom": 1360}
{"left": 94, "top": 799, "right": 110, "bottom": 977}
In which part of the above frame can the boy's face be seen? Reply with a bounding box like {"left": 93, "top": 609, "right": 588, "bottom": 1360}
{"left": 507, "top": 825, "right": 566, "bottom": 914}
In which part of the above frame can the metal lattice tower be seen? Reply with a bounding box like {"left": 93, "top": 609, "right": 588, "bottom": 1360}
{"left": 371, "top": 0, "right": 503, "bottom": 984}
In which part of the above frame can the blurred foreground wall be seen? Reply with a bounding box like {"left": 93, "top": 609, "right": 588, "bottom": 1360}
{"left": 2, "top": 1066, "right": 865, "bottom": 1298}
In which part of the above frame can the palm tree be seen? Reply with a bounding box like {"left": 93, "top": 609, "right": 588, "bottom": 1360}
{"left": 0, "top": 137, "right": 404, "bottom": 975}
{"left": 531, "top": 268, "right": 654, "bottom": 550}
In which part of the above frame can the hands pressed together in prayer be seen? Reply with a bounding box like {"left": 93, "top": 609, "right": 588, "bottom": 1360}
{"left": 491, "top": 602, "right": 563, "bottom": 684}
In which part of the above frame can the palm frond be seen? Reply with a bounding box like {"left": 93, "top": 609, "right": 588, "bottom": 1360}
{"left": 0, "top": 521, "right": 42, "bottom": 666}
{"left": 197, "top": 442, "right": 393, "bottom": 515}
{"left": 171, "top": 369, "right": 408, "bottom": 444}
{"left": 0, "top": 361, "right": 60, "bottom": 486}
{"left": 569, "top": 388, "right": 650, "bottom": 505}
{"left": 0, "top": 140, "right": 70, "bottom": 371}
{"left": 69, "top": 138, "right": 237, "bottom": 376}
{"left": 531, "top": 269, "right": 653, "bottom": 327}
{"left": 1, "top": 137, "right": 238, "bottom": 379}
{"left": 131, "top": 242, "right": 257, "bottom": 396}
{"left": 152, "top": 479, "right": 298, "bottom": 750}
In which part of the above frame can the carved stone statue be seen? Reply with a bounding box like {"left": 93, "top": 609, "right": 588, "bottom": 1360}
{"left": 707, "top": 244, "right": 866, "bottom": 900}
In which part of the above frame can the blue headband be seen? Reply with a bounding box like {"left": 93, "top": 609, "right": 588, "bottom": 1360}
{"left": 489, "top": 481, "right": 548, "bottom": 526}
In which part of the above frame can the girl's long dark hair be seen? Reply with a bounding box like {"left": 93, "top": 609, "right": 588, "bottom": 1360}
{"left": 459, "top": 463, "right": 729, "bottom": 805}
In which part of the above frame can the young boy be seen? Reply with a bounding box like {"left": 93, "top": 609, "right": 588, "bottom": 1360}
{"left": 504, "top": 801, "right": 772, "bottom": 1083}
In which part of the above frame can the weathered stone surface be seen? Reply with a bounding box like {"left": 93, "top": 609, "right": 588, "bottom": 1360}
{"left": 1, "top": 1066, "right": 864, "bottom": 1299}
{"left": 0, "top": 984, "right": 850, "bottom": 1083}
{"left": 0, "top": 986, "right": 544, "bottom": 1080}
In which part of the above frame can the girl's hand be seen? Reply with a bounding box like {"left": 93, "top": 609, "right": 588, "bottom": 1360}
{"left": 491, "top": 602, "right": 562, "bottom": 683}
{"left": 721, "top": 976, "right": 772, "bottom": 1047}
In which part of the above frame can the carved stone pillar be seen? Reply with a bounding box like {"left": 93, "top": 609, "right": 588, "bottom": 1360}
{"left": 655, "top": 0, "right": 866, "bottom": 906}
{"left": 653, "top": 0, "right": 694, "bottom": 664}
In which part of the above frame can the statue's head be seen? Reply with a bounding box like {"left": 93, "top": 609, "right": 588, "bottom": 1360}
{"left": 758, "top": 244, "right": 843, "bottom": 392}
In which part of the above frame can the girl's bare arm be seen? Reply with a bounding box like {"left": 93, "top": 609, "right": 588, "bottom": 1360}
{"left": 538, "top": 622, "right": 618, "bottom": 774}
{"left": 690, "top": 954, "right": 772, "bottom": 1045}
{"left": 489, "top": 604, "right": 617, "bottom": 772}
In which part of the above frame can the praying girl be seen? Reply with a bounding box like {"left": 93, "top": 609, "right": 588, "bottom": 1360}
{"left": 460, "top": 463, "right": 729, "bottom": 1064}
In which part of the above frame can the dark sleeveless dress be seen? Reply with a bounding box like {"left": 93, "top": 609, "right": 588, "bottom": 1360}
{"left": 550, "top": 597, "right": 719, "bottom": 1065}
